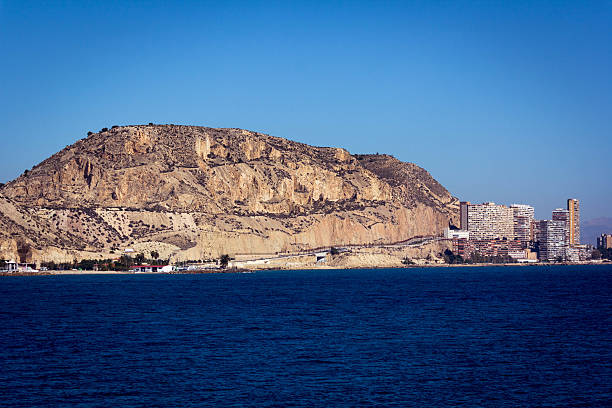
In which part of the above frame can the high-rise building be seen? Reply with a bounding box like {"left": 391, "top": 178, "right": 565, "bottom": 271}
{"left": 567, "top": 198, "right": 580, "bottom": 245}
{"left": 460, "top": 201, "right": 470, "bottom": 231}
{"left": 510, "top": 204, "right": 535, "bottom": 244}
{"left": 552, "top": 208, "right": 570, "bottom": 245}
{"left": 535, "top": 219, "right": 567, "bottom": 261}
{"left": 598, "top": 234, "right": 612, "bottom": 250}
{"left": 467, "top": 202, "right": 514, "bottom": 240}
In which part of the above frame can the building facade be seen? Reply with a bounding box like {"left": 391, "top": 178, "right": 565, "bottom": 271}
{"left": 535, "top": 219, "right": 567, "bottom": 261}
{"left": 567, "top": 198, "right": 580, "bottom": 245}
{"left": 598, "top": 234, "right": 612, "bottom": 250}
{"left": 552, "top": 208, "right": 570, "bottom": 245}
{"left": 510, "top": 204, "right": 535, "bottom": 244}
{"left": 467, "top": 202, "right": 514, "bottom": 240}
{"left": 453, "top": 238, "right": 525, "bottom": 260}
{"left": 460, "top": 201, "right": 470, "bottom": 231}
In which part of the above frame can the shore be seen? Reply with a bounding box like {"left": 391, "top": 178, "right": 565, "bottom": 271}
{"left": 2, "top": 260, "right": 610, "bottom": 276}
{"left": 0, "top": 268, "right": 248, "bottom": 276}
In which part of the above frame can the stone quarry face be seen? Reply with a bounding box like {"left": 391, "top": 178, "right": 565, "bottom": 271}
{"left": 0, "top": 125, "right": 458, "bottom": 262}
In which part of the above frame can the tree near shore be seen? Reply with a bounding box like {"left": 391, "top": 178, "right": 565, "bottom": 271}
{"left": 151, "top": 250, "right": 159, "bottom": 261}
{"left": 219, "top": 254, "right": 231, "bottom": 269}
{"left": 596, "top": 247, "right": 612, "bottom": 260}
{"left": 120, "top": 254, "right": 133, "bottom": 269}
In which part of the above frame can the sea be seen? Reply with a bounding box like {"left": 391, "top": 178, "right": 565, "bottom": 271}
{"left": 1, "top": 265, "right": 611, "bottom": 407}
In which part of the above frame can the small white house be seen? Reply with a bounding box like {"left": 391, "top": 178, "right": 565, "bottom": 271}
{"left": 132, "top": 265, "right": 173, "bottom": 273}
{"left": 2, "top": 261, "right": 38, "bottom": 272}
{"left": 2, "top": 260, "right": 18, "bottom": 272}
{"left": 18, "top": 263, "right": 38, "bottom": 272}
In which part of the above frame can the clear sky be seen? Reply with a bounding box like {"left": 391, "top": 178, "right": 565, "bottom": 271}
{"left": 1, "top": 1, "right": 610, "bottom": 220}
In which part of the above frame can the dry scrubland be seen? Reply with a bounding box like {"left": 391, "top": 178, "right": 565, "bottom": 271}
{"left": 0, "top": 125, "right": 458, "bottom": 267}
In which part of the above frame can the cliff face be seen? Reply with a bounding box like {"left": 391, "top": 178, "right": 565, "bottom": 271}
{"left": 0, "top": 125, "right": 458, "bottom": 262}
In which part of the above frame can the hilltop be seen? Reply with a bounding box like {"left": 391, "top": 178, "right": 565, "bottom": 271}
{"left": 0, "top": 125, "right": 458, "bottom": 264}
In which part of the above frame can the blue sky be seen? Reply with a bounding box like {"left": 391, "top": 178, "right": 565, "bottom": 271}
{"left": 0, "top": 1, "right": 610, "bottom": 220}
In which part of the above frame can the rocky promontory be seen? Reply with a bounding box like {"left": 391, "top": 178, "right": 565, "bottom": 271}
{"left": 0, "top": 125, "right": 458, "bottom": 263}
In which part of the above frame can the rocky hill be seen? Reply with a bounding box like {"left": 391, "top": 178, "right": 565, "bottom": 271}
{"left": 0, "top": 125, "right": 458, "bottom": 263}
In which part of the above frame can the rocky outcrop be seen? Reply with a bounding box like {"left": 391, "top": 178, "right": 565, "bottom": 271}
{"left": 0, "top": 125, "right": 458, "bottom": 262}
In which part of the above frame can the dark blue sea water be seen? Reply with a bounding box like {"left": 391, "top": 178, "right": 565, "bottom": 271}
{"left": 1, "top": 265, "right": 611, "bottom": 407}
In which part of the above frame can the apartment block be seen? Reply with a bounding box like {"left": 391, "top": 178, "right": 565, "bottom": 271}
{"left": 535, "top": 219, "right": 567, "bottom": 261}
{"left": 510, "top": 204, "right": 535, "bottom": 243}
{"left": 460, "top": 201, "right": 470, "bottom": 231}
{"left": 467, "top": 202, "right": 514, "bottom": 240}
{"left": 552, "top": 208, "right": 570, "bottom": 245}
{"left": 567, "top": 198, "right": 580, "bottom": 245}
{"left": 598, "top": 234, "right": 612, "bottom": 250}
{"left": 453, "top": 238, "right": 525, "bottom": 259}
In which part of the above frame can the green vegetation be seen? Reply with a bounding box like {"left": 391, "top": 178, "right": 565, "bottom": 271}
{"left": 135, "top": 253, "right": 145, "bottom": 264}
{"left": 442, "top": 249, "right": 463, "bottom": 264}
{"left": 119, "top": 254, "right": 134, "bottom": 269}
{"left": 219, "top": 254, "right": 231, "bottom": 269}
{"left": 443, "top": 249, "right": 516, "bottom": 265}
{"left": 40, "top": 254, "right": 170, "bottom": 271}
{"left": 402, "top": 257, "right": 416, "bottom": 265}
{"left": 592, "top": 248, "right": 612, "bottom": 260}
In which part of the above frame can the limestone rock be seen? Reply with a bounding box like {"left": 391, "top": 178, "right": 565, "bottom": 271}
{"left": 0, "top": 125, "right": 459, "bottom": 263}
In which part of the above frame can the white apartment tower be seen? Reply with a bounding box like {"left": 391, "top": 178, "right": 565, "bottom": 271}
{"left": 510, "top": 204, "right": 535, "bottom": 243}
{"left": 552, "top": 208, "right": 570, "bottom": 245}
{"left": 535, "top": 219, "right": 567, "bottom": 261}
{"left": 467, "top": 202, "right": 514, "bottom": 240}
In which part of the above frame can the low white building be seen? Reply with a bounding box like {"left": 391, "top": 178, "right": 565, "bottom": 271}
{"left": 1, "top": 260, "right": 18, "bottom": 272}
{"left": 444, "top": 228, "right": 470, "bottom": 240}
{"left": 508, "top": 250, "right": 527, "bottom": 260}
{"left": 132, "top": 265, "right": 173, "bottom": 273}
{"left": 565, "top": 247, "right": 580, "bottom": 262}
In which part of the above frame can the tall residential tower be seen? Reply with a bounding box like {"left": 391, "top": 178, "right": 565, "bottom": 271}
{"left": 598, "top": 234, "right": 612, "bottom": 250}
{"left": 567, "top": 198, "right": 580, "bottom": 246}
{"left": 460, "top": 201, "right": 470, "bottom": 231}
{"left": 552, "top": 208, "right": 570, "bottom": 245}
{"left": 510, "top": 204, "right": 535, "bottom": 243}
{"left": 535, "top": 220, "right": 567, "bottom": 261}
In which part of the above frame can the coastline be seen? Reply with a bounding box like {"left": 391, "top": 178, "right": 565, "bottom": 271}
{"left": 2, "top": 260, "right": 610, "bottom": 276}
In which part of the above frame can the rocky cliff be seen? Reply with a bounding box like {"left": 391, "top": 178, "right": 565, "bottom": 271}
{"left": 0, "top": 125, "right": 458, "bottom": 262}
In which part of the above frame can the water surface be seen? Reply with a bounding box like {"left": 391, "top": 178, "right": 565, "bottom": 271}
{"left": 1, "top": 265, "right": 611, "bottom": 406}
